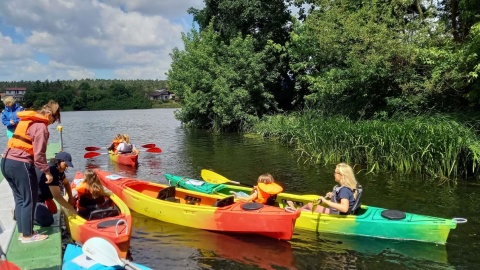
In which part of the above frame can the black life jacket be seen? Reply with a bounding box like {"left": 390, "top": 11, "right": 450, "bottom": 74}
{"left": 330, "top": 184, "right": 363, "bottom": 214}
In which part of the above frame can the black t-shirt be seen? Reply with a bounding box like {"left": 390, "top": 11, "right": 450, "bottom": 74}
{"left": 37, "top": 164, "right": 65, "bottom": 202}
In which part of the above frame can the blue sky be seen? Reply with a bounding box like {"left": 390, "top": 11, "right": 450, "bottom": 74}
{"left": 0, "top": 0, "right": 204, "bottom": 81}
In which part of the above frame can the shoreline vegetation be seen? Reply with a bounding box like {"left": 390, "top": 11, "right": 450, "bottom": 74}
{"left": 250, "top": 112, "right": 480, "bottom": 182}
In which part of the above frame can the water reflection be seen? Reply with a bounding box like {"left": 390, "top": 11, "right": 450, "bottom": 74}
{"left": 129, "top": 212, "right": 296, "bottom": 270}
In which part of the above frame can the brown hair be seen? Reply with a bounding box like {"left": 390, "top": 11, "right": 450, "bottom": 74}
{"left": 257, "top": 173, "right": 275, "bottom": 184}
{"left": 39, "top": 100, "right": 61, "bottom": 123}
{"left": 84, "top": 169, "right": 105, "bottom": 199}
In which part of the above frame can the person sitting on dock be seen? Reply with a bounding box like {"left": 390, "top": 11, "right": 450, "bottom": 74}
{"left": 235, "top": 173, "right": 283, "bottom": 206}
{"left": 115, "top": 134, "right": 139, "bottom": 155}
{"left": 75, "top": 169, "right": 108, "bottom": 219}
{"left": 286, "top": 163, "right": 361, "bottom": 214}
{"left": 35, "top": 151, "right": 77, "bottom": 226}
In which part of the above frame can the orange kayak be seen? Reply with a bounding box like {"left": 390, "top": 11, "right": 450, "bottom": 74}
{"left": 108, "top": 151, "right": 138, "bottom": 167}
{"left": 64, "top": 172, "right": 133, "bottom": 258}
{"left": 95, "top": 169, "right": 300, "bottom": 240}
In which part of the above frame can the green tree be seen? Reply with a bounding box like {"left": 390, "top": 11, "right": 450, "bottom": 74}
{"left": 168, "top": 24, "right": 275, "bottom": 131}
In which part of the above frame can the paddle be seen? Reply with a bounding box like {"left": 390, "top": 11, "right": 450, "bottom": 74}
{"left": 201, "top": 169, "right": 253, "bottom": 187}
{"left": 85, "top": 144, "right": 156, "bottom": 152}
{"left": 201, "top": 169, "right": 321, "bottom": 200}
{"left": 84, "top": 147, "right": 162, "bottom": 158}
{"left": 0, "top": 245, "right": 21, "bottom": 270}
{"left": 82, "top": 237, "right": 141, "bottom": 270}
{"left": 57, "top": 125, "right": 64, "bottom": 151}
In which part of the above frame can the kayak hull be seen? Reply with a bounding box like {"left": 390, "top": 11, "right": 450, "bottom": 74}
{"left": 96, "top": 169, "right": 300, "bottom": 240}
{"left": 62, "top": 244, "right": 151, "bottom": 270}
{"left": 165, "top": 174, "right": 457, "bottom": 244}
{"left": 63, "top": 172, "right": 133, "bottom": 258}
{"left": 109, "top": 152, "right": 138, "bottom": 167}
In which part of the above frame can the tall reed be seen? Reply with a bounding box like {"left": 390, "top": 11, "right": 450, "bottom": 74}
{"left": 251, "top": 112, "right": 480, "bottom": 181}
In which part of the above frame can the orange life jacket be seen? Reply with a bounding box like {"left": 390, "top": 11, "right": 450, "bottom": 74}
{"left": 112, "top": 138, "right": 122, "bottom": 149}
{"left": 75, "top": 181, "right": 106, "bottom": 210}
{"left": 7, "top": 111, "right": 49, "bottom": 155}
{"left": 253, "top": 182, "right": 283, "bottom": 204}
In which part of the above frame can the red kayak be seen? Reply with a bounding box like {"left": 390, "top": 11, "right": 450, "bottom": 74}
{"left": 109, "top": 152, "right": 138, "bottom": 167}
{"left": 95, "top": 169, "right": 300, "bottom": 240}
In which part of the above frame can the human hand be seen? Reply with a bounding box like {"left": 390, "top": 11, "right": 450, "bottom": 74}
{"left": 325, "top": 192, "right": 332, "bottom": 199}
{"left": 45, "top": 173, "right": 54, "bottom": 184}
{"left": 9, "top": 119, "right": 14, "bottom": 125}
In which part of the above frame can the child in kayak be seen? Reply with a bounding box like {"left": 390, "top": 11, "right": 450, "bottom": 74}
{"left": 286, "top": 163, "right": 360, "bottom": 214}
{"left": 107, "top": 134, "right": 122, "bottom": 151}
{"left": 115, "top": 134, "right": 139, "bottom": 155}
{"left": 234, "top": 173, "right": 283, "bottom": 206}
{"left": 75, "top": 169, "right": 108, "bottom": 219}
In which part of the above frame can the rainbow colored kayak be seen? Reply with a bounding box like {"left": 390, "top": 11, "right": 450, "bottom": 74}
{"left": 63, "top": 172, "right": 132, "bottom": 258}
{"left": 165, "top": 174, "right": 464, "bottom": 244}
{"left": 108, "top": 151, "right": 138, "bottom": 167}
{"left": 95, "top": 169, "right": 300, "bottom": 240}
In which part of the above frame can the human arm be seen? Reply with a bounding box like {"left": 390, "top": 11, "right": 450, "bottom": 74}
{"left": 49, "top": 185, "right": 77, "bottom": 214}
{"left": 239, "top": 188, "right": 258, "bottom": 202}
{"left": 1, "top": 110, "right": 11, "bottom": 126}
{"left": 29, "top": 123, "right": 52, "bottom": 182}
{"left": 63, "top": 177, "right": 76, "bottom": 206}
{"left": 318, "top": 196, "right": 350, "bottom": 213}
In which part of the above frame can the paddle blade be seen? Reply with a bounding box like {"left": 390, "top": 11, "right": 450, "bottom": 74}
{"left": 82, "top": 237, "right": 124, "bottom": 267}
{"left": 201, "top": 169, "right": 231, "bottom": 184}
{"left": 84, "top": 152, "right": 101, "bottom": 158}
{"left": 146, "top": 147, "right": 162, "bottom": 153}
{"left": 141, "top": 144, "right": 156, "bottom": 148}
{"left": 85, "top": 146, "right": 102, "bottom": 151}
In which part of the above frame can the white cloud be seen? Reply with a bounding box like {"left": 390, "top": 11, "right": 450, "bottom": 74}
{"left": 0, "top": 0, "right": 204, "bottom": 81}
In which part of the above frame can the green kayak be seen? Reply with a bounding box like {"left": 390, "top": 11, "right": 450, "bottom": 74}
{"left": 165, "top": 173, "right": 465, "bottom": 244}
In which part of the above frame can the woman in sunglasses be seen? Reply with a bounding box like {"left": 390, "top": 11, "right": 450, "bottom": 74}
{"left": 286, "top": 163, "right": 361, "bottom": 214}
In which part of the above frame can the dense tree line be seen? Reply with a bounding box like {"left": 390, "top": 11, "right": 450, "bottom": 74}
{"left": 0, "top": 79, "right": 167, "bottom": 110}
{"left": 168, "top": 0, "right": 480, "bottom": 131}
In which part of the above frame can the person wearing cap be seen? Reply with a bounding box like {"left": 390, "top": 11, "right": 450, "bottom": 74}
{"left": 1, "top": 96, "right": 24, "bottom": 139}
{"left": 34, "top": 151, "right": 77, "bottom": 226}
{"left": 1, "top": 100, "right": 60, "bottom": 243}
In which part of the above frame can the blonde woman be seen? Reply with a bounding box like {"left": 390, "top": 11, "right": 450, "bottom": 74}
{"left": 1, "top": 100, "right": 61, "bottom": 243}
{"left": 287, "top": 163, "right": 360, "bottom": 214}
{"left": 115, "top": 134, "right": 139, "bottom": 155}
{"left": 1, "top": 96, "right": 24, "bottom": 139}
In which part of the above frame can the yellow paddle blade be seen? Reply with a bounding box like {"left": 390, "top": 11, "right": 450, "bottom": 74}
{"left": 201, "top": 169, "right": 231, "bottom": 184}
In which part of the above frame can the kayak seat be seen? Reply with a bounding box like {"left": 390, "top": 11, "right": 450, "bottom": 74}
{"left": 89, "top": 208, "right": 120, "bottom": 220}
{"left": 157, "top": 186, "right": 179, "bottom": 203}
{"left": 214, "top": 196, "right": 235, "bottom": 207}
{"left": 266, "top": 195, "right": 279, "bottom": 207}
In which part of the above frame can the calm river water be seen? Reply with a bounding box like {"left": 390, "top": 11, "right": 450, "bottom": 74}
{"left": 2, "top": 108, "right": 478, "bottom": 269}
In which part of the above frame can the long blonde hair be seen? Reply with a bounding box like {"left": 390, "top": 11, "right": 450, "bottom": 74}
{"left": 336, "top": 163, "right": 358, "bottom": 199}
{"left": 122, "top": 134, "right": 131, "bottom": 144}
{"left": 84, "top": 169, "right": 105, "bottom": 199}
